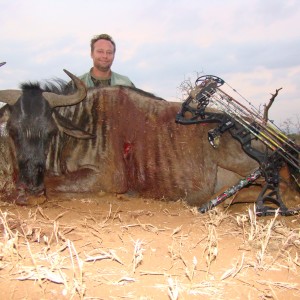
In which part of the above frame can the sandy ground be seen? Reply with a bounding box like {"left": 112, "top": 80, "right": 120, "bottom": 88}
{"left": 0, "top": 191, "right": 299, "bottom": 300}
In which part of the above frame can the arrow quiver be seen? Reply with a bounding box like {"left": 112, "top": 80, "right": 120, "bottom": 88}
{"left": 175, "top": 75, "right": 300, "bottom": 216}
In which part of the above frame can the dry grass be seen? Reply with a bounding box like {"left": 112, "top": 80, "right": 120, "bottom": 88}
{"left": 0, "top": 197, "right": 299, "bottom": 299}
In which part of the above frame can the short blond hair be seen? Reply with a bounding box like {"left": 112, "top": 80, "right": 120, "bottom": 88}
{"left": 90, "top": 34, "right": 116, "bottom": 53}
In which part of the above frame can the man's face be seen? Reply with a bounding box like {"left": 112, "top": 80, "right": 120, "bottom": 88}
{"left": 91, "top": 39, "right": 115, "bottom": 73}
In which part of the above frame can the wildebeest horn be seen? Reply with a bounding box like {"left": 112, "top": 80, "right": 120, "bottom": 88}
{"left": 0, "top": 90, "right": 22, "bottom": 106}
{"left": 43, "top": 69, "right": 87, "bottom": 108}
{"left": 0, "top": 62, "right": 23, "bottom": 105}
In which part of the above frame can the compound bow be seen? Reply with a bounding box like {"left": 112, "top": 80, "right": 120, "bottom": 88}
{"left": 175, "top": 75, "right": 300, "bottom": 216}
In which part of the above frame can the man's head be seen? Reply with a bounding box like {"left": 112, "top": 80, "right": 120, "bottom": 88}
{"left": 90, "top": 34, "right": 116, "bottom": 74}
{"left": 90, "top": 34, "right": 116, "bottom": 53}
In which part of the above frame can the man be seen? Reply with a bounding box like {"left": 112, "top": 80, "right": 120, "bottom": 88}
{"left": 79, "top": 34, "right": 134, "bottom": 88}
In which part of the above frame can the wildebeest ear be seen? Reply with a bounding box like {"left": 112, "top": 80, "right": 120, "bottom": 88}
{"left": 0, "top": 105, "right": 11, "bottom": 123}
{"left": 52, "top": 110, "right": 95, "bottom": 139}
{"left": 0, "top": 106, "right": 11, "bottom": 137}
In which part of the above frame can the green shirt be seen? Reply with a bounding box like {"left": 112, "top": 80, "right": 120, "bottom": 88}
{"left": 79, "top": 69, "right": 134, "bottom": 88}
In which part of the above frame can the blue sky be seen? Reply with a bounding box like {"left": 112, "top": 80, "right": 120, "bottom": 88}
{"left": 1, "top": 0, "right": 299, "bottom": 129}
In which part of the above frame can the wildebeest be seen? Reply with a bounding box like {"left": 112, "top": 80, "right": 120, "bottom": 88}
{"left": 0, "top": 70, "right": 93, "bottom": 204}
{"left": 46, "top": 87, "right": 262, "bottom": 202}
{"left": 46, "top": 87, "right": 299, "bottom": 208}
{"left": 0, "top": 70, "right": 298, "bottom": 208}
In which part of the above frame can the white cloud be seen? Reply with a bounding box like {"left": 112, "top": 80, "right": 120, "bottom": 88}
{"left": 0, "top": 0, "right": 299, "bottom": 128}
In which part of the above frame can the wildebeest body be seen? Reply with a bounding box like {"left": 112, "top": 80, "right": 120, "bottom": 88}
{"left": 47, "top": 86, "right": 259, "bottom": 205}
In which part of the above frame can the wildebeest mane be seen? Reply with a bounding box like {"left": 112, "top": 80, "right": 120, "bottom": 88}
{"left": 19, "top": 78, "right": 70, "bottom": 95}
{"left": 125, "top": 86, "right": 166, "bottom": 101}
{"left": 88, "top": 85, "right": 166, "bottom": 101}
{"left": 20, "top": 78, "right": 166, "bottom": 103}
{"left": 19, "top": 82, "right": 43, "bottom": 91}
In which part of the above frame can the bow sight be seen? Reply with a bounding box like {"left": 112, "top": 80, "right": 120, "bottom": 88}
{"left": 175, "top": 75, "right": 300, "bottom": 216}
